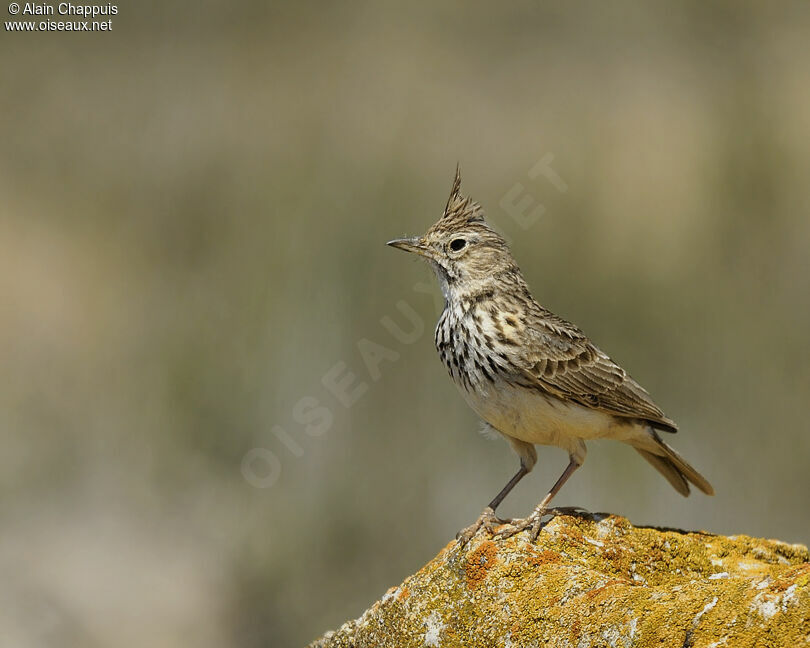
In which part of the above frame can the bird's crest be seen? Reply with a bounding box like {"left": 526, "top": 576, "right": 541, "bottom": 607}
{"left": 442, "top": 165, "right": 485, "bottom": 225}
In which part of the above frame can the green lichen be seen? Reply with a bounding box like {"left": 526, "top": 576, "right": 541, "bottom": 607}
{"left": 309, "top": 513, "right": 810, "bottom": 648}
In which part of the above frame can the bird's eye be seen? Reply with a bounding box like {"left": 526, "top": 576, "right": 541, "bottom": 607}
{"left": 450, "top": 238, "right": 467, "bottom": 251}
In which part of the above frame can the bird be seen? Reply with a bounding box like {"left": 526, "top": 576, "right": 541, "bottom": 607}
{"left": 387, "top": 167, "right": 714, "bottom": 544}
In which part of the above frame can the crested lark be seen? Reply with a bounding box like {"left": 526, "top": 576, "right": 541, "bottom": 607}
{"left": 388, "top": 167, "right": 713, "bottom": 544}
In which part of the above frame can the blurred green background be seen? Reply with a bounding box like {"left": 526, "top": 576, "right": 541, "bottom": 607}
{"left": 2, "top": 2, "right": 809, "bottom": 646}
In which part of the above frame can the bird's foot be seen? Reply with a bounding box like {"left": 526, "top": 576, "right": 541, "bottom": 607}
{"left": 456, "top": 507, "right": 506, "bottom": 546}
{"left": 494, "top": 506, "right": 550, "bottom": 542}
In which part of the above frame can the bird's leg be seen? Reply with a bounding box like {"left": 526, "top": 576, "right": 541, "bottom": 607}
{"left": 488, "top": 463, "right": 529, "bottom": 511}
{"left": 497, "top": 456, "right": 582, "bottom": 541}
{"left": 456, "top": 464, "right": 528, "bottom": 546}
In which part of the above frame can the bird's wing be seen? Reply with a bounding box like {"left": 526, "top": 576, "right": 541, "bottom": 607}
{"left": 514, "top": 305, "right": 678, "bottom": 432}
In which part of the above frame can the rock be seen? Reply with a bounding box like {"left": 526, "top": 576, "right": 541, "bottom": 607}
{"left": 308, "top": 512, "right": 809, "bottom": 648}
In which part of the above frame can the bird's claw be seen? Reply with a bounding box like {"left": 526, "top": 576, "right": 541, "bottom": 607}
{"left": 494, "top": 506, "right": 549, "bottom": 541}
{"left": 456, "top": 507, "right": 506, "bottom": 546}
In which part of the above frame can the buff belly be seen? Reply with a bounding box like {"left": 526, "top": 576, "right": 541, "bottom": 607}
{"left": 459, "top": 381, "right": 641, "bottom": 450}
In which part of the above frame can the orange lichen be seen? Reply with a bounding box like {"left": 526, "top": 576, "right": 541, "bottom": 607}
{"left": 528, "top": 549, "right": 562, "bottom": 566}
{"left": 771, "top": 563, "right": 810, "bottom": 591}
{"left": 584, "top": 578, "right": 632, "bottom": 600}
{"left": 464, "top": 539, "right": 498, "bottom": 589}
{"left": 569, "top": 618, "right": 582, "bottom": 642}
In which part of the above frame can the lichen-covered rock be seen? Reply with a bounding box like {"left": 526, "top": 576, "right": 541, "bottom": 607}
{"left": 308, "top": 513, "right": 809, "bottom": 648}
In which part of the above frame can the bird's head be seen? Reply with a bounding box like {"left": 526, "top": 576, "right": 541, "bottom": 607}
{"left": 387, "top": 167, "right": 517, "bottom": 299}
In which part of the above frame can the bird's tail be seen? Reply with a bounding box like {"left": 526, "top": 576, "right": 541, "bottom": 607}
{"left": 631, "top": 428, "right": 714, "bottom": 497}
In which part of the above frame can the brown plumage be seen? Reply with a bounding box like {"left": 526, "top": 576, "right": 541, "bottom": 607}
{"left": 388, "top": 167, "right": 713, "bottom": 543}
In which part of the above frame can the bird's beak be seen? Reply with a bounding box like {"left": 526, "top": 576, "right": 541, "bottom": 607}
{"left": 386, "top": 237, "right": 431, "bottom": 258}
